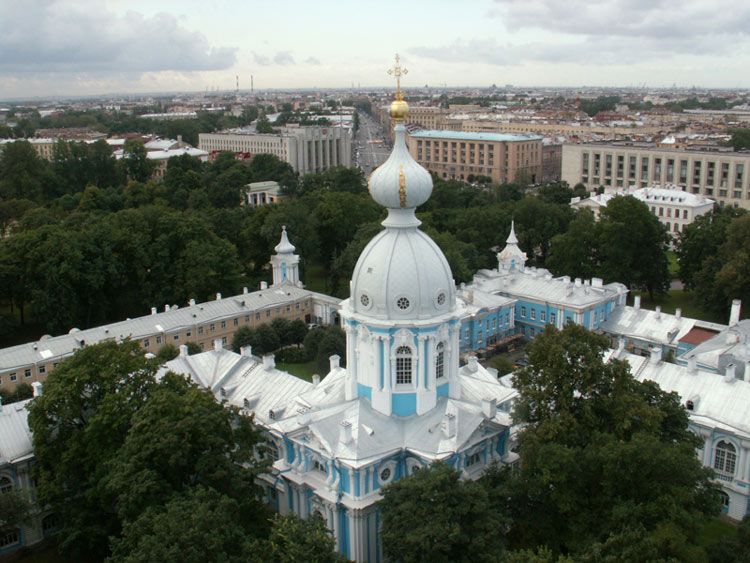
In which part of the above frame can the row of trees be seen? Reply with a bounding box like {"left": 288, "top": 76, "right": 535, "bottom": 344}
{"left": 25, "top": 340, "right": 345, "bottom": 562}
{"left": 546, "top": 196, "right": 672, "bottom": 299}
{"left": 380, "top": 324, "right": 726, "bottom": 562}
{"left": 677, "top": 206, "right": 750, "bottom": 317}
{"left": 231, "top": 321, "right": 347, "bottom": 373}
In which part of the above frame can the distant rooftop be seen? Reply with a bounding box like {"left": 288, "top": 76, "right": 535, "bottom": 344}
{"left": 409, "top": 130, "right": 543, "bottom": 142}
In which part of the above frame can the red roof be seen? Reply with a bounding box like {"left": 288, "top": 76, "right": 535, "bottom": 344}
{"left": 679, "top": 327, "right": 720, "bottom": 346}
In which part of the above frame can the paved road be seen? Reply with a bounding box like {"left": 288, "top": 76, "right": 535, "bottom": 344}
{"left": 355, "top": 113, "right": 390, "bottom": 178}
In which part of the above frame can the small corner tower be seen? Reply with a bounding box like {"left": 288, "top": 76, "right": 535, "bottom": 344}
{"left": 270, "top": 226, "right": 302, "bottom": 287}
{"left": 497, "top": 220, "right": 527, "bottom": 273}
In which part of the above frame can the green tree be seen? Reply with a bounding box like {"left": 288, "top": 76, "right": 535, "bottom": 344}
{"left": 695, "top": 214, "right": 750, "bottom": 317}
{"left": 101, "top": 373, "right": 266, "bottom": 525}
{"left": 546, "top": 209, "right": 600, "bottom": 280}
{"left": 0, "top": 490, "right": 32, "bottom": 540}
{"left": 107, "top": 487, "right": 259, "bottom": 563}
{"left": 380, "top": 462, "right": 507, "bottom": 563}
{"left": 0, "top": 140, "right": 46, "bottom": 201}
{"left": 27, "top": 340, "right": 159, "bottom": 560}
{"left": 120, "top": 141, "right": 155, "bottom": 183}
{"left": 598, "top": 195, "right": 670, "bottom": 298}
{"left": 257, "top": 513, "right": 347, "bottom": 563}
{"left": 155, "top": 343, "right": 179, "bottom": 363}
{"left": 232, "top": 326, "right": 260, "bottom": 353}
{"left": 677, "top": 208, "right": 745, "bottom": 291}
{"left": 505, "top": 324, "right": 718, "bottom": 557}
{"left": 315, "top": 326, "right": 346, "bottom": 372}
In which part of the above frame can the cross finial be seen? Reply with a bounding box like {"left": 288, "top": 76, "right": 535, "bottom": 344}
{"left": 387, "top": 54, "right": 408, "bottom": 101}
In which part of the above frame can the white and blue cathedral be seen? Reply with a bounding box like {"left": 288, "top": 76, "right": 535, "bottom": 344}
{"left": 4, "top": 69, "right": 750, "bottom": 561}
{"left": 167, "top": 89, "right": 519, "bottom": 561}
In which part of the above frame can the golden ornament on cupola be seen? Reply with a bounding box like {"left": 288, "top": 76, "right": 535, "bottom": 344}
{"left": 388, "top": 54, "right": 409, "bottom": 121}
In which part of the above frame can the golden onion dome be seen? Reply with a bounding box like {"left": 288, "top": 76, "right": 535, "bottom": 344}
{"left": 390, "top": 98, "right": 408, "bottom": 121}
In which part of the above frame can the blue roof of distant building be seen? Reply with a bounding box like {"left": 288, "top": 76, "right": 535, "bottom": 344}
{"left": 409, "top": 130, "right": 543, "bottom": 142}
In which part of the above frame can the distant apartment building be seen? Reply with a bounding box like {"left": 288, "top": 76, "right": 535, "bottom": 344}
{"left": 406, "top": 130, "right": 543, "bottom": 184}
{"left": 541, "top": 141, "right": 563, "bottom": 183}
{"left": 0, "top": 138, "right": 55, "bottom": 160}
{"left": 570, "top": 184, "right": 714, "bottom": 242}
{"left": 199, "top": 125, "right": 352, "bottom": 175}
{"left": 562, "top": 142, "right": 750, "bottom": 209}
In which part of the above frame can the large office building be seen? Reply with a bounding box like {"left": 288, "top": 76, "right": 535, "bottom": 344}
{"left": 406, "top": 130, "right": 543, "bottom": 184}
{"left": 199, "top": 125, "right": 353, "bottom": 175}
{"left": 562, "top": 142, "right": 750, "bottom": 209}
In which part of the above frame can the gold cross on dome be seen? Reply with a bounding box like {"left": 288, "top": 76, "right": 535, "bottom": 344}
{"left": 387, "top": 54, "right": 408, "bottom": 101}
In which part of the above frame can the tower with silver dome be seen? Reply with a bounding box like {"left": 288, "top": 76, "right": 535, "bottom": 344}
{"left": 340, "top": 55, "right": 463, "bottom": 416}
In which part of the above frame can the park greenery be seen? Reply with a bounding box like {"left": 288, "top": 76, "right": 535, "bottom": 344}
{"left": 25, "top": 340, "right": 344, "bottom": 562}
{"left": 380, "top": 324, "right": 729, "bottom": 563}
{"left": 2, "top": 132, "right": 749, "bottom": 344}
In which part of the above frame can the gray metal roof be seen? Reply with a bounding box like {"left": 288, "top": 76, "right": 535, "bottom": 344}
{"left": 0, "top": 399, "right": 33, "bottom": 465}
{"left": 0, "top": 285, "right": 336, "bottom": 372}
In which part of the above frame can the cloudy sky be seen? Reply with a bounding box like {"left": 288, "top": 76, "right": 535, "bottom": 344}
{"left": 2, "top": 0, "right": 749, "bottom": 99}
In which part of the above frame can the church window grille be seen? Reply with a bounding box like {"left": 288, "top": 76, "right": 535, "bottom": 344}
{"left": 312, "top": 460, "right": 326, "bottom": 474}
{"left": 714, "top": 441, "right": 737, "bottom": 475}
{"left": 0, "top": 530, "right": 18, "bottom": 549}
{"left": 42, "top": 513, "right": 58, "bottom": 532}
{"left": 395, "top": 346, "right": 412, "bottom": 385}
{"left": 466, "top": 452, "right": 481, "bottom": 467}
{"left": 437, "top": 292, "right": 446, "bottom": 306}
{"left": 0, "top": 477, "right": 12, "bottom": 494}
{"left": 380, "top": 467, "right": 391, "bottom": 482}
{"left": 360, "top": 294, "right": 370, "bottom": 307}
{"left": 396, "top": 297, "right": 410, "bottom": 310}
{"left": 436, "top": 343, "right": 445, "bottom": 379}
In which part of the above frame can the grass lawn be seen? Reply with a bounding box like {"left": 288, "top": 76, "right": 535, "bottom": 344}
{"left": 628, "top": 290, "right": 726, "bottom": 324}
{"left": 276, "top": 360, "right": 321, "bottom": 382}
{"left": 696, "top": 517, "right": 737, "bottom": 547}
{"left": 666, "top": 250, "right": 679, "bottom": 280}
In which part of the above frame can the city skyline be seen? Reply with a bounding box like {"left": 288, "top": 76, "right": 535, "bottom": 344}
{"left": 3, "top": 0, "right": 750, "bottom": 99}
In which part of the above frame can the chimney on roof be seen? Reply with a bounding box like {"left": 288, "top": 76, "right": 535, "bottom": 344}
{"left": 688, "top": 355, "right": 697, "bottom": 374}
{"left": 329, "top": 354, "right": 340, "bottom": 371}
{"left": 655, "top": 305, "right": 661, "bottom": 318}
{"left": 339, "top": 421, "right": 353, "bottom": 444}
{"left": 240, "top": 345, "right": 252, "bottom": 357}
{"left": 214, "top": 339, "right": 223, "bottom": 352}
{"left": 263, "top": 354, "right": 275, "bottom": 370}
{"left": 482, "top": 397, "right": 497, "bottom": 419}
{"left": 675, "top": 308, "right": 682, "bottom": 319}
{"left": 466, "top": 356, "right": 478, "bottom": 373}
{"left": 151, "top": 307, "right": 157, "bottom": 315}
{"left": 650, "top": 346, "right": 662, "bottom": 364}
{"left": 216, "top": 293, "right": 222, "bottom": 300}
{"left": 243, "top": 287, "right": 248, "bottom": 294}
{"left": 730, "top": 299, "right": 741, "bottom": 326}
{"left": 179, "top": 344, "right": 188, "bottom": 358}
{"left": 634, "top": 296, "right": 641, "bottom": 310}
{"left": 312, "top": 374, "right": 321, "bottom": 387}
{"left": 32, "top": 382, "right": 43, "bottom": 397}
{"left": 724, "top": 363, "right": 737, "bottom": 383}
{"left": 296, "top": 406, "right": 311, "bottom": 425}
{"left": 188, "top": 298, "right": 196, "bottom": 307}
{"left": 260, "top": 281, "right": 268, "bottom": 290}
{"left": 165, "top": 304, "right": 170, "bottom": 312}
{"left": 442, "top": 413, "right": 456, "bottom": 438}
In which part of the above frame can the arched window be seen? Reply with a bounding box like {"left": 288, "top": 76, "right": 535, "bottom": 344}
{"left": 395, "top": 346, "right": 412, "bottom": 385}
{"left": 435, "top": 342, "right": 445, "bottom": 380}
{"left": 0, "top": 477, "right": 12, "bottom": 494}
{"left": 714, "top": 441, "right": 737, "bottom": 475}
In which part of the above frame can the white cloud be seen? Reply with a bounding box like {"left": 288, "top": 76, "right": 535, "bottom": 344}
{"left": 273, "top": 51, "right": 295, "bottom": 65}
{"left": 0, "top": 0, "right": 236, "bottom": 74}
